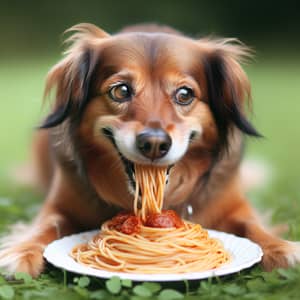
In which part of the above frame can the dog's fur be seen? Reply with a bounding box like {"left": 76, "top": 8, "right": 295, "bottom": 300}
{"left": 1, "top": 24, "right": 299, "bottom": 277}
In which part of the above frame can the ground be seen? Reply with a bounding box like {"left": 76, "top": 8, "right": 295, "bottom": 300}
{"left": 0, "top": 53, "right": 299, "bottom": 299}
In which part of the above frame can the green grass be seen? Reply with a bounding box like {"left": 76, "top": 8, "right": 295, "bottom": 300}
{"left": 0, "top": 53, "right": 300, "bottom": 299}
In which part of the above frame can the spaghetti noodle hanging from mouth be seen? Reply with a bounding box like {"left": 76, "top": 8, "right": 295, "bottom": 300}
{"left": 70, "top": 164, "right": 230, "bottom": 273}
{"left": 133, "top": 165, "right": 166, "bottom": 221}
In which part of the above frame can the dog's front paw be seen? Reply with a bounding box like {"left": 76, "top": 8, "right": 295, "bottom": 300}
{"left": 261, "top": 240, "right": 300, "bottom": 271}
{"left": 0, "top": 242, "right": 45, "bottom": 277}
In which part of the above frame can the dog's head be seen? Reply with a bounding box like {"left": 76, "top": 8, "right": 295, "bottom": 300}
{"left": 41, "top": 23, "right": 260, "bottom": 208}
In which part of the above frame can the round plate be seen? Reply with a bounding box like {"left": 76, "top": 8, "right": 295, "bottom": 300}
{"left": 44, "top": 229, "right": 263, "bottom": 281}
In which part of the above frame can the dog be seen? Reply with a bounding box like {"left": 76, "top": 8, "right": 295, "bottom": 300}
{"left": 0, "top": 23, "right": 299, "bottom": 277}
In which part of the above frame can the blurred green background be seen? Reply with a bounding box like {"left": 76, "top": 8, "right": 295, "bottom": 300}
{"left": 0, "top": 1, "right": 300, "bottom": 298}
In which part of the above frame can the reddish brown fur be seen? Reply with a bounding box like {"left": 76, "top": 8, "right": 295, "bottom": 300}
{"left": 0, "top": 23, "right": 299, "bottom": 276}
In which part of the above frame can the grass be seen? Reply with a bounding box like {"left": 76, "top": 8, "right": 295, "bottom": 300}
{"left": 0, "top": 52, "right": 300, "bottom": 299}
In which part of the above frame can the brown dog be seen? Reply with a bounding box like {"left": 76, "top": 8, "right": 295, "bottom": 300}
{"left": 0, "top": 23, "right": 299, "bottom": 277}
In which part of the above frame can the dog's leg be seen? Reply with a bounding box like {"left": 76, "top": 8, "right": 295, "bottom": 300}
{"left": 0, "top": 202, "right": 77, "bottom": 277}
{"left": 192, "top": 177, "right": 300, "bottom": 271}
{"left": 0, "top": 168, "right": 91, "bottom": 277}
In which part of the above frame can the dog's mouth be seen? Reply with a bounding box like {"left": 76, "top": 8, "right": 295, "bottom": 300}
{"left": 120, "top": 154, "right": 173, "bottom": 191}
{"left": 102, "top": 127, "right": 173, "bottom": 190}
{"left": 120, "top": 154, "right": 136, "bottom": 190}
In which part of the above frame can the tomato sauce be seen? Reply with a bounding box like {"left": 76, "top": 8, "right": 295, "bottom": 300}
{"left": 109, "top": 212, "right": 141, "bottom": 234}
{"left": 145, "top": 210, "right": 184, "bottom": 228}
{"left": 109, "top": 210, "right": 183, "bottom": 234}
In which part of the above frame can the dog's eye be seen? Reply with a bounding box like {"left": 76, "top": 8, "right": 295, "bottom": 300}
{"left": 174, "top": 87, "right": 194, "bottom": 105}
{"left": 174, "top": 87, "right": 195, "bottom": 105}
{"left": 174, "top": 87, "right": 195, "bottom": 106}
{"left": 108, "top": 83, "right": 132, "bottom": 102}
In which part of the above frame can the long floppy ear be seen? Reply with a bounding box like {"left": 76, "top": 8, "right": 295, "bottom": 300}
{"left": 200, "top": 38, "right": 261, "bottom": 151}
{"left": 40, "top": 23, "right": 109, "bottom": 128}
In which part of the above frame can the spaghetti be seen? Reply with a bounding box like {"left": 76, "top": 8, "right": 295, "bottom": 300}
{"left": 70, "top": 164, "right": 230, "bottom": 273}
{"left": 133, "top": 164, "right": 166, "bottom": 221}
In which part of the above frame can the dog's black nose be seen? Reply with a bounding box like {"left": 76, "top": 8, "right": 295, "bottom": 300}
{"left": 136, "top": 129, "right": 172, "bottom": 160}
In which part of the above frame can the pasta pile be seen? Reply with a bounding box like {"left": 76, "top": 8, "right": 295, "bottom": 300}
{"left": 70, "top": 164, "right": 230, "bottom": 273}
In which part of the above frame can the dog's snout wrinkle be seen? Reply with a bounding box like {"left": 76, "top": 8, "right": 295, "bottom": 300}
{"left": 136, "top": 129, "right": 172, "bottom": 160}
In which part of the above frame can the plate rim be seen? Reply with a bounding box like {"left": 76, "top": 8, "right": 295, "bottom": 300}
{"left": 44, "top": 229, "right": 263, "bottom": 282}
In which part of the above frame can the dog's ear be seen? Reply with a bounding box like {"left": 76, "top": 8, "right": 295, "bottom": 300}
{"left": 200, "top": 38, "right": 261, "bottom": 151}
{"left": 40, "top": 23, "right": 109, "bottom": 128}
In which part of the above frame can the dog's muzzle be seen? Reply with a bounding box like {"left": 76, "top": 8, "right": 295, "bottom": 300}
{"left": 101, "top": 127, "right": 173, "bottom": 191}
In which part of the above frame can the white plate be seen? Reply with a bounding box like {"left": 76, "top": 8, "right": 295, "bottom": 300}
{"left": 44, "top": 229, "right": 263, "bottom": 282}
